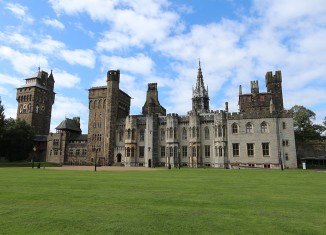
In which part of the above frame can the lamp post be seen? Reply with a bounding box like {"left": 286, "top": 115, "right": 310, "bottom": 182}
{"left": 32, "top": 146, "right": 36, "bottom": 168}
{"left": 94, "top": 148, "right": 98, "bottom": 172}
{"left": 178, "top": 147, "right": 181, "bottom": 169}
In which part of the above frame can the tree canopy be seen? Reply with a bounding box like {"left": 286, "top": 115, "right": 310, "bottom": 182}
{"left": 0, "top": 100, "right": 35, "bottom": 161}
{"left": 291, "top": 105, "right": 326, "bottom": 141}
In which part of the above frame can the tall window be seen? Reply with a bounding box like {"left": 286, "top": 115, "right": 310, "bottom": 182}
{"left": 204, "top": 127, "right": 210, "bottom": 139}
{"left": 233, "top": 143, "right": 240, "bottom": 156}
{"left": 182, "top": 128, "right": 187, "bottom": 140}
{"left": 131, "top": 147, "right": 135, "bottom": 157}
{"left": 261, "top": 122, "right": 268, "bottom": 133}
{"left": 173, "top": 127, "right": 177, "bottom": 139}
{"left": 192, "top": 147, "right": 196, "bottom": 156}
{"left": 139, "top": 146, "right": 144, "bottom": 158}
{"left": 139, "top": 129, "right": 145, "bottom": 141}
{"left": 246, "top": 123, "right": 253, "bottom": 133}
{"left": 76, "top": 149, "right": 80, "bottom": 156}
{"left": 262, "top": 143, "right": 270, "bottom": 156}
{"left": 160, "top": 129, "right": 165, "bottom": 141}
{"left": 160, "top": 146, "right": 165, "bottom": 157}
{"left": 247, "top": 143, "right": 254, "bottom": 156}
{"left": 169, "top": 147, "right": 173, "bottom": 157}
{"left": 282, "top": 122, "right": 286, "bottom": 129}
{"left": 82, "top": 149, "right": 87, "bottom": 156}
{"left": 174, "top": 146, "right": 178, "bottom": 157}
{"left": 127, "top": 129, "right": 131, "bottom": 139}
{"left": 182, "top": 146, "right": 187, "bottom": 157}
{"left": 192, "top": 127, "right": 196, "bottom": 138}
{"left": 169, "top": 127, "right": 173, "bottom": 138}
{"left": 119, "top": 130, "right": 124, "bottom": 142}
{"left": 205, "top": 145, "right": 210, "bottom": 157}
{"left": 131, "top": 129, "right": 136, "bottom": 140}
{"left": 218, "top": 125, "right": 222, "bottom": 137}
{"left": 232, "top": 123, "right": 239, "bottom": 134}
{"left": 127, "top": 147, "right": 130, "bottom": 157}
{"left": 218, "top": 146, "right": 223, "bottom": 157}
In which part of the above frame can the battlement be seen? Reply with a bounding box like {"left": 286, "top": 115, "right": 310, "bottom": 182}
{"left": 148, "top": 83, "right": 158, "bottom": 90}
{"left": 107, "top": 70, "right": 120, "bottom": 82}
{"left": 265, "top": 70, "right": 282, "bottom": 85}
{"left": 167, "top": 113, "right": 179, "bottom": 117}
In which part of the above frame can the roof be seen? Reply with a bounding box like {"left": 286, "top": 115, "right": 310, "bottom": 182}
{"left": 56, "top": 118, "right": 81, "bottom": 133}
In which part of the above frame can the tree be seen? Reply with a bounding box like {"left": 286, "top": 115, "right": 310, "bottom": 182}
{"left": 0, "top": 97, "right": 4, "bottom": 132}
{"left": 291, "top": 105, "right": 326, "bottom": 141}
{"left": 1, "top": 118, "right": 35, "bottom": 161}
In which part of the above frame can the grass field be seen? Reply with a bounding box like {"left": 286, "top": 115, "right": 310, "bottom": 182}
{"left": 0, "top": 168, "right": 325, "bottom": 235}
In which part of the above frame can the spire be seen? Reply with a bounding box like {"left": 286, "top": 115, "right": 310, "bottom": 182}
{"left": 192, "top": 60, "right": 210, "bottom": 113}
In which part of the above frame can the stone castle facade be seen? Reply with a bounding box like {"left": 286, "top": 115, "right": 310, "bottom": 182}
{"left": 18, "top": 63, "right": 297, "bottom": 168}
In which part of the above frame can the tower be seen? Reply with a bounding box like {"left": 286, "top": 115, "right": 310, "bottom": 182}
{"left": 105, "top": 70, "right": 120, "bottom": 165}
{"left": 16, "top": 68, "right": 55, "bottom": 135}
{"left": 192, "top": 60, "right": 210, "bottom": 113}
{"left": 142, "top": 83, "right": 166, "bottom": 116}
{"left": 265, "top": 71, "right": 283, "bottom": 111}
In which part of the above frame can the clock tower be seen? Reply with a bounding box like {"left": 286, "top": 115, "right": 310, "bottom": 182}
{"left": 16, "top": 68, "right": 55, "bottom": 135}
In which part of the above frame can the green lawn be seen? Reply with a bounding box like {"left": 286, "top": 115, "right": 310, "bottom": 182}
{"left": 0, "top": 168, "right": 325, "bottom": 235}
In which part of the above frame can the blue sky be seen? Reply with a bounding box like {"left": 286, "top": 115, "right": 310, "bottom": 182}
{"left": 0, "top": 0, "right": 326, "bottom": 134}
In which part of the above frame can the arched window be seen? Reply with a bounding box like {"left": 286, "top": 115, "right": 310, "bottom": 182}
{"left": 131, "top": 129, "right": 136, "bottom": 140}
{"left": 160, "top": 129, "right": 165, "bottom": 141}
{"left": 192, "top": 127, "right": 196, "bottom": 138}
{"left": 218, "top": 125, "right": 222, "bottom": 137}
{"left": 139, "top": 129, "right": 145, "bottom": 141}
{"left": 204, "top": 127, "right": 210, "bottom": 139}
{"left": 232, "top": 123, "right": 238, "bottom": 134}
{"left": 223, "top": 125, "right": 226, "bottom": 137}
{"left": 169, "top": 147, "right": 173, "bottom": 157}
{"left": 127, "top": 147, "right": 131, "bottom": 157}
{"left": 218, "top": 146, "right": 223, "bottom": 157}
{"left": 169, "top": 127, "right": 173, "bottom": 138}
{"left": 246, "top": 122, "right": 253, "bottom": 133}
{"left": 127, "top": 129, "right": 131, "bottom": 139}
{"left": 182, "top": 128, "right": 187, "bottom": 140}
{"left": 98, "top": 99, "right": 102, "bottom": 108}
{"left": 261, "top": 122, "right": 269, "bottom": 133}
{"left": 89, "top": 100, "right": 93, "bottom": 109}
{"left": 131, "top": 147, "right": 135, "bottom": 157}
{"left": 174, "top": 127, "right": 177, "bottom": 138}
{"left": 94, "top": 100, "right": 98, "bottom": 109}
{"left": 119, "top": 130, "right": 124, "bottom": 142}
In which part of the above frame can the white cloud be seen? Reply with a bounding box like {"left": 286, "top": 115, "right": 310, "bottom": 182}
{"left": 0, "top": 73, "right": 22, "bottom": 87}
{"left": 5, "top": 3, "right": 34, "bottom": 23}
{"left": 60, "top": 49, "right": 96, "bottom": 68}
{"left": 51, "top": 70, "right": 81, "bottom": 88}
{"left": 43, "top": 18, "right": 65, "bottom": 29}
{"left": 0, "top": 32, "right": 32, "bottom": 49}
{"left": 33, "top": 35, "right": 66, "bottom": 54}
{"left": 51, "top": 95, "right": 88, "bottom": 132}
{"left": 50, "top": 0, "right": 181, "bottom": 51}
{"left": 0, "top": 46, "right": 48, "bottom": 75}
{"left": 100, "top": 54, "right": 154, "bottom": 75}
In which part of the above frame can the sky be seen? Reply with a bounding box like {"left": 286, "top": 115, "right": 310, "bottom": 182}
{"left": 0, "top": 0, "right": 326, "bottom": 134}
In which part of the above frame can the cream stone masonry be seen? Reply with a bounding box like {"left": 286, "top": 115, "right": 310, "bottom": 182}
{"left": 45, "top": 63, "right": 297, "bottom": 169}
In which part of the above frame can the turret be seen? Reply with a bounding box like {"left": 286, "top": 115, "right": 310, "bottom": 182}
{"left": 142, "top": 83, "right": 166, "bottom": 116}
{"left": 265, "top": 70, "right": 283, "bottom": 111}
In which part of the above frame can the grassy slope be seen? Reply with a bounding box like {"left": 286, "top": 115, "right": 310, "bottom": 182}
{"left": 0, "top": 168, "right": 325, "bottom": 235}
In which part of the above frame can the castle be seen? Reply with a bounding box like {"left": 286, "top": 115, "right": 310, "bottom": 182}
{"left": 17, "top": 63, "right": 297, "bottom": 168}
